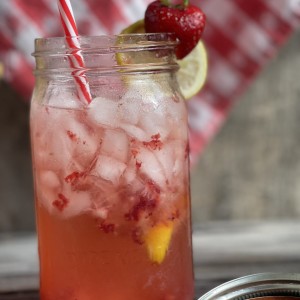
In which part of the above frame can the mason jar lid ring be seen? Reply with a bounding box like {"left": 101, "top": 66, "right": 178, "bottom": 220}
{"left": 199, "top": 273, "right": 300, "bottom": 300}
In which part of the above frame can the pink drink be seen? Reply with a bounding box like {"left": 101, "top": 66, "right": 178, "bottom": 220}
{"left": 30, "top": 34, "right": 194, "bottom": 300}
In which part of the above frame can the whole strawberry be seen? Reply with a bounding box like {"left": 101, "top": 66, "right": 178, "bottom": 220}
{"left": 144, "top": 0, "right": 206, "bottom": 59}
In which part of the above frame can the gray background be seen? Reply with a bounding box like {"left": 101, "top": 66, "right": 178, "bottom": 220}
{"left": 0, "top": 30, "right": 299, "bottom": 232}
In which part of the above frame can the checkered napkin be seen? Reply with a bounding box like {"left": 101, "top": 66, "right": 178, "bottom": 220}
{"left": 0, "top": 0, "right": 299, "bottom": 164}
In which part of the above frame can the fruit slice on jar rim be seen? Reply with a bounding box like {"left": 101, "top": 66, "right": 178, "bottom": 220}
{"left": 117, "top": 19, "right": 148, "bottom": 66}
{"left": 116, "top": 20, "right": 171, "bottom": 71}
{"left": 118, "top": 19, "right": 208, "bottom": 100}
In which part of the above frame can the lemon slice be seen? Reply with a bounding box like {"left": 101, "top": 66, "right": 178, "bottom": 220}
{"left": 119, "top": 19, "right": 208, "bottom": 99}
{"left": 120, "top": 19, "right": 145, "bottom": 34}
{"left": 144, "top": 222, "right": 173, "bottom": 264}
{"left": 177, "top": 41, "right": 208, "bottom": 99}
{"left": 117, "top": 20, "right": 160, "bottom": 67}
{"left": 0, "top": 63, "right": 4, "bottom": 79}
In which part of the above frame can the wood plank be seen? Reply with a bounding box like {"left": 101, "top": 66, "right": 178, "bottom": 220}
{"left": 193, "top": 221, "right": 300, "bottom": 295}
{"left": 0, "top": 291, "right": 38, "bottom": 300}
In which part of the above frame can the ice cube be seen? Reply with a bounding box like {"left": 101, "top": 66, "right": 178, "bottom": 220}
{"left": 57, "top": 185, "right": 92, "bottom": 218}
{"left": 47, "top": 128, "right": 76, "bottom": 171}
{"left": 135, "top": 147, "right": 166, "bottom": 188}
{"left": 32, "top": 108, "right": 94, "bottom": 171}
{"left": 39, "top": 170, "right": 61, "bottom": 189}
{"left": 154, "top": 140, "right": 186, "bottom": 181}
{"left": 45, "top": 85, "right": 84, "bottom": 109}
{"left": 118, "top": 94, "right": 140, "bottom": 125}
{"left": 66, "top": 119, "right": 100, "bottom": 169}
{"left": 139, "top": 78, "right": 167, "bottom": 109}
{"left": 36, "top": 170, "right": 61, "bottom": 212}
{"left": 167, "top": 97, "right": 187, "bottom": 121}
{"left": 87, "top": 96, "right": 119, "bottom": 128}
{"left": 120, "top": 123, "right": 148, "bottom": 141}
{"left": 123, "top": 166, "right": 145, "bottom": 194}
{"left": 120, "top": 79, "right": 173, "bottom": 140}
{"left": 35, "top": 170, "right": 92, "bottom": 218}
{"left": 32, "top": 146, "right": 51, "bottom": 170}
{"left": 43, "top": 107, "right": 100, "bottom": 172}
{"left": 173, "top": 159, "right": 184, "bottom": 178}
{"left": 93, "top": 207, "right": 108, "bottom": 219}
{"left": 32, "top": 107, "right": 77, "bottom": 172}
{"left": 139, "top": 111, "right": 171, "bottom": 141}
{"left": 153, "top": 142, "right": 175, "bottom": 182}
{"left": 167, "top": 101, "right": 188, "bottom": 140}
{"left": 49, "top": 184, "right": 92, "bottom": 218}
{"left": 123, "top": 166, "right": 136, "bottom": 185}
{"left": 101, "top": 129, "right": 129, "bottom": 162}
{"left": 31, "top": 107, "right": 55, "bottom": 168}
{"left": 93, "top": 155, "right": 126, "bottom": 184}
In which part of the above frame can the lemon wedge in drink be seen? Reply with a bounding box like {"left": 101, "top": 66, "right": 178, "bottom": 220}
{"left": 144, "top": 222, "right": 173, "bottom": 264}
{"left": 119, "top": 19, "right": 208, "bottom": 99}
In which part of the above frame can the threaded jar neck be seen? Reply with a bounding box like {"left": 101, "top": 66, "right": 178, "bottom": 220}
{"left": 32, "top": 33, "right": 179, "bottom": 77}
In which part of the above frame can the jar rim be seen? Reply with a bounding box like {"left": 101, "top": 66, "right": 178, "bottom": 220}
{"left": 32, "top": 33, "right": 178, "bottom": 56}
{"left": 32, "top": 33, "right": 179, "bottom": 75}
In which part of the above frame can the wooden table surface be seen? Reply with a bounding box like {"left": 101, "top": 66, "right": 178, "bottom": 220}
{"left": 1, "top": 221, "right": 300, "bottom": 299}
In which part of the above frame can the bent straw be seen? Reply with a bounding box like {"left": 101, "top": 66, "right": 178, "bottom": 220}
{"left": 58, "top": 0, "right": 92, "bottom": 104}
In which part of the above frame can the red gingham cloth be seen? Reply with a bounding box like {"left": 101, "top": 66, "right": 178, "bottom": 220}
{"left": 0, "top": 0, "right": 299, "bottom": 164}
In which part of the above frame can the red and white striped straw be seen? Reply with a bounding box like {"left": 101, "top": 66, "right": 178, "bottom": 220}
{"left": 58, "top": 0, "right": 92, "bottom": 105}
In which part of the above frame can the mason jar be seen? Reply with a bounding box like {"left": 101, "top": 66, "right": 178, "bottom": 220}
{"left": 199, "top": 273, "right": 300, "bottom": 300}
{"left": 30, "top": 34, "right": 193, "bottom": 300}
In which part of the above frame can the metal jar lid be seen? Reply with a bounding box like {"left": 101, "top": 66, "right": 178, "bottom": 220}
{"left": 198, "top": 273, "right": 300, "bottom": 300}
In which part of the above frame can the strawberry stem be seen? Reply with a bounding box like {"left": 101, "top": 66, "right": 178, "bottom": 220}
{"left": 160, "top": 0, "right": 188, "bottom": 6}
{"left": 161, "top": 0, "right": 170, "bottom": 5}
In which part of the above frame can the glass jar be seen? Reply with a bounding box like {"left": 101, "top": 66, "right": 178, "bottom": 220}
{"left": 30, "top": 34, "right": 193, "bottom": 300}
{"left": 199, "top": 273, "right": 300, "bottom": 300}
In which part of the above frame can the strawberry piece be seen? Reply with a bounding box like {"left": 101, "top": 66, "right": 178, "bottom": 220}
{"left": 144, "top": 0, "right": 206, "bottom": 59}
{"left": 98, "top": 222, "right": 115, "bottom": 234}
{"left": 52, "top": 193, "right": 69, "bottom": 212}
{"left": 143, "top": 133, "right": 163, "bottom": 151}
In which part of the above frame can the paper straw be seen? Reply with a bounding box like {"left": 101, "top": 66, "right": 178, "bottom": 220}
{"left": 58, "top": 0, "right": 92, "bottom": 104}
